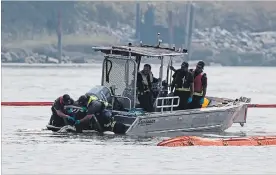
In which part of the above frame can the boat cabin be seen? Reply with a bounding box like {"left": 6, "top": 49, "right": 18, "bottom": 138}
{"left": 92, "top": 41, "right": 188, "bottom": 113}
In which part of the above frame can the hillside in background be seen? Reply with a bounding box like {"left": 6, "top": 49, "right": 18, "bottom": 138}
{"left": 2, "top": 1, "right": 276, "bottom": 66}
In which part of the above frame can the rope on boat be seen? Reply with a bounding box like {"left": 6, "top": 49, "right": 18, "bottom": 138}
{"left": 157, "top": 136, "right": 276, "bottom": 147}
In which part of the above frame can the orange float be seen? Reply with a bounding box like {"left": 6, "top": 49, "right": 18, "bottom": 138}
{"left": 157, "top": 136, "right": 276, "bottom": 147}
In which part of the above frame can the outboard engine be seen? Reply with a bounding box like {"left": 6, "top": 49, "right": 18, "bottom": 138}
{"left": 85, "top": 85, "right": 113, "bottom": 104}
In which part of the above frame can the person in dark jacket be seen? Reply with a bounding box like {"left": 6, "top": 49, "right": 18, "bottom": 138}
{"left": 48, "top": 94, "right": 75, "bottom": 127}
{"left": 136, "top": 64, "right": 158, "bottom": 112}
{"left": 171, "top": 61, "right": 194, "bottom": 110}
{"left": 74, "top": 95, "right": 128, "bottom": 134}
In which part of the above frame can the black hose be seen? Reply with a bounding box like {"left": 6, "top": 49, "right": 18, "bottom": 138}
{"left": 105, "top": 59, "right": 112, "bottom": 83}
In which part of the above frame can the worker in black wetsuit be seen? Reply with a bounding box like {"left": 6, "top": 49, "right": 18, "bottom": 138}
{"left": 189, "top": 61, "right": 208, "bottom": 109}
{"left": 171, "top": 61, "right": 194, "bottom": 110}
{"left": 74, "top": 95, "right": 127, "bottom": 134}
{"left": 137, "top": 64, "right": 158, "bottom": 112}
{"left": 48, "top": 94, "right": 75, "bottom": 127}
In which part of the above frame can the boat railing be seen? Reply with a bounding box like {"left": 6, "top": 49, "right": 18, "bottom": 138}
{"left": 155, "top": 96, "right": 180, "bottom": 113}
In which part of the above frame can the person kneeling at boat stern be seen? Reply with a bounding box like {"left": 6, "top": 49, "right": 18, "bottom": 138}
{"left": 74, "top": 95, "right": 127, "bottom": 134}
{"left": 137, "top": 64, "right": 158, "bottom": 112}
{"left": 190, "top": 61, "right": 208, "bottom": 109}
{"left": 171, "top": 61, "right": 194, "bottom": 110}
{"left": 49, "top": 94, "right": 75, "bottom": 127}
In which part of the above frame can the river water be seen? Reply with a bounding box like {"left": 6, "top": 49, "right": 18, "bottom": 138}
{"left": 2, "top": 65, "right": 276, "bottom": 174}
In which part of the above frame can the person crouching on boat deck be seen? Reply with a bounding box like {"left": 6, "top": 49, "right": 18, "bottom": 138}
{"left": 171, "top": 61, "right": 194, "bottom": 110}
{"left": 49, "top": 94, "right": 75, "bottom": 127}
{"left": 189, "top": 61, "right": 208, "bottom": 109}
{"left": 137, "top": 64, "right": 158, "bottom": 112}
{"left": 75, "top": 95, "right": 127, "bottom": 134}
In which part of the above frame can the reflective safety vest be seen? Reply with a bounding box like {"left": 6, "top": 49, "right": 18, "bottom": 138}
{"left": 194, "top": 72, "right": 204, "bottom": 96}
{"left": 103, "top": 121, "right": 116, "bottom": 130}
{"left": 87, "top": 95, "right": 109, "bottom": 108}
{"left": 174, "top": 70, "right": 191, "bottom": 92}
{"left": 201, "top": 98, "right": 210, "bottom": 108}
{"left": 140, "top": 71, "right": 153, "bottom": 88}
{"left": 175, "top": 88, "right": 190, "bottom": 91}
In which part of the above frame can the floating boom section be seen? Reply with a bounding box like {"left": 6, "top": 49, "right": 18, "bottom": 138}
{"left": 1, "top": 102, "right": 53, "bottom": 106}
{"left": 157, "top": 136, "right": 276, "bottom": 147}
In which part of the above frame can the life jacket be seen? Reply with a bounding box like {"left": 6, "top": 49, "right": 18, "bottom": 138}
{"left": 140, "top": 70, "right": 153, "bottom": 91}
{"left": 52, "top": 96, "right": 65, "bottom": 111}
{"left": 194, "top": 71, "right": 204, "bottom": 96}
{"left": 59, "top": 96, "right": 73, "bottom": 105}
{"left": 58, "top": 96, "right": 70, "bottom": 106}
{"left": 51, "top": 96, "right": 68, "bottom": 114}
{"left": 87, "top": 95, "right": 109, "bottom": 108}
{"left": 59, "top": 96, "right": 63, "bottom": 104}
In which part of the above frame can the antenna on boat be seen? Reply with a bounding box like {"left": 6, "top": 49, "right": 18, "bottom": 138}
{"left": 157, "top": 33, "right": 162, "bottom": 47}
{"left": 128, "top": 42, "right": 132, "bottom": 58}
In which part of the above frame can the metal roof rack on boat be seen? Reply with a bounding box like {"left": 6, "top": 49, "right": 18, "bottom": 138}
{"left": 92, "top": 33, "right": 188, "bottom": 58}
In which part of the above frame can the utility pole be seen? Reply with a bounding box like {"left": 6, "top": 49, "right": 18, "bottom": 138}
{"left": 184, "top": 2, "right": 191, "bottom": 54}
{"left": 166, "top": 1, "right": 174, "bottom": 48}
{"left": 168, "top": 10, "right": 174, "bottom": 48}
{"left": 187, "top": 3, "right": 195, "bottom": 61}
{"left": 135, "top": 3, "right": 141, "bottom": 41}
{"left": 57, "top": 8, "right": 62, "bottom": 64}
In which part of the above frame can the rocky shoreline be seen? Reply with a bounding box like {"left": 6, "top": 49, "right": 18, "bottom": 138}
{"left": 2, "top": 1, "right": 276, "bottom": 66}
{"left": 2, "top": 26, "right": 276, "bottom": 66}
{"left": 1, "top": 23, "right": 134, "bottom": 65}
{"left": 191, "top": 27, "right": 276, "bottom": 66}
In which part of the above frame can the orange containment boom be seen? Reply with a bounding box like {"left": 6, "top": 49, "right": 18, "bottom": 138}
{"left": 157, "top": 136, "right": 276, "bottom": 147}
{"left": 1, "top": 102, "right": 53, "bottom": 106}
{"left": 247, "top": 104, "right": 276, "bottom": 108}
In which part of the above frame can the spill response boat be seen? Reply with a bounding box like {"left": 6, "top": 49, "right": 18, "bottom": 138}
{"left": 47, "top": 40, "right": 251, "bottom": 137}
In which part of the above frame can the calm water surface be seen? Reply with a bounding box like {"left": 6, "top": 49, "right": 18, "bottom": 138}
{"left": 2, "top": 65, "right": 276, "bottom": 174}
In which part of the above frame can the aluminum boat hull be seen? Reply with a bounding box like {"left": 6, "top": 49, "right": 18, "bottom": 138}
{"left": 123, "top": 103, "right": 248, "bottom": 137}
{"left": 46, "top": 96, "right": 249, "bottom": 137}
